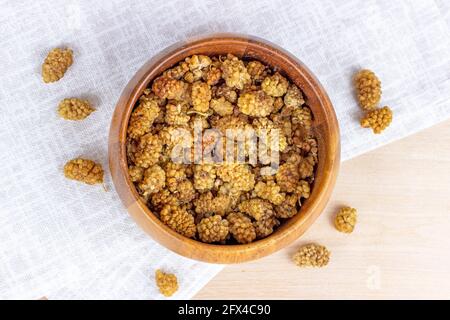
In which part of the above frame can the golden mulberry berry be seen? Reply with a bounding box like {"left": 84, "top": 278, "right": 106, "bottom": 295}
{"left": 238, "top": 198, "right": 273, "bottom": 221}
{"left": 155, "top": 269, "right": 178, "bottom": 297}
{"left": 253, "top": 212, "right": 279, "bottom": 238}
{"left": 197, "top": 215, "right": 229, "bottom": 243}
{"left": 128, "top": 165, "right": 144, "bottom": 182}
{"left": 165, "top": 162, "right": 187, "bottom": 192}
{"left": 174, "top": 180, "right": 196, "bottom": 203}
{"left": 127, "top": 97, "right": 160, "bottom": 139}
{"left": 64, "top": 158, "right": 103, "bottom": 185}
{"left": 237, "top": 90, "right": 274, "bottom": 117}
{"left": 360, "top": 106, "right": 393, "bottom": 134}
{"left": 261, "top": 72, "right": 289, "bottom": 97}
{"left": 57, "top": 98, "right": 94, "bottom": 121}
{"left": 227, "top": 212, "right": 256, "bottom": 244}
{"left": 293, "top": 243, "right": 330, "bottom": 268}
{"left": 210, "top": 97, "right": 234, "bottom": 116}
{"left": 165, "top": 103, "right": 190, "bottom": 126}
{"left": 220, "top": 54, "right": 251, "bottom": 90}
{"left": 246, "top": 60, "right": 267, "bottom": 83}
{"left": 218, "top": 183, "right": 243, "bottom": 207}
{"left": 213, "top": 84, "right": 238, "bottom": 103}
{"left": 254, "top": 181, "right": 285, "bottom": 205}
{"left": 298, "top": 156, "right": 315, "bottom": 179}
{"left": 354, "top": 69, "right": 381, "bottom": 110}
{"left": 42, "top": 48, "right": 73, "bottom": 83}
{"left": 138, "top": 165, "right": 165, "bottom": 195}
{"left": 275, "top": 194, "right": 298, "bottom": 218}
{"left": 191, "top": 81, "right": 211, "bottom": 112}
{"left": 152, "top": 76, "right": 188, "bottom": 100}
{"left": 194, "top": 192, "right": 232, "bottom": 216}
{"left": 163, "top": 61, "right": 189, "bottom": 80}
{"left": 193, "top": 164, "right": 216, "bottom": 192}
{"left": 292, "top": 106, "right": 312, "bottom": 129}
{"left": 284, "top": 84, "right": 305, "bottom": 108}
{"left": 334, "top": 207, "right": 357, "bottom": 233}
{"left": 216, "top": 164, "right": 255, "bottom": 192}
{"left": 185, "top": 54, "right": 212, "bottom": 71}
{"left": 299, "top": 136, "right": 318, "bottom": 163}
{"left": 276, "top": 162, "right": 300, "bottom": 192}
{"left": 160, "top": 204, "right": 196, "bottom": 238}
{"left": 203, "top": 65, "right": 222, "bottom": 86}
{"left": 134, "top": 133, "right": 162, "bottom": 168}
{"left": 150, "top": 189, "right": 177, "bottom": 209}
{"left": 183, "top": 70, "right": 203, "bottom": 83}
{"left": 296, "top": 180, "right": 311, "bottom": 199}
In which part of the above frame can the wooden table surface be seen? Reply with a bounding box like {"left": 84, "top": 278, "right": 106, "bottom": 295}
{"left": 194, "top": 120, "right": 450, "bottom": 300}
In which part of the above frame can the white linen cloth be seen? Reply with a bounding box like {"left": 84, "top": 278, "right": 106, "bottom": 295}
{"left": 0, "top": 0, "right": 449, "bottom": 299}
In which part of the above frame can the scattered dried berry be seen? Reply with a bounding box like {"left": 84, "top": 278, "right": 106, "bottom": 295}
{"left": 334, "top": 207, "right": 357, "bottom": 233}
{"left": 354, "top": 69, "right": 381, "bottom": 110}
{"left": 155, "top": 269, "right": 178, "bottom": 297}
{"left": 221, "top": 54, "right": 251, "bottom": 90}
{"left": 292, "top": 244, "right": 330, "bottom": 268}
{"left": 58, "top": 98, "right": 94, "bottom": 121}
{"left": 360, "top": 106, "right": 393, "bottom": 134}
{"left": 64, "top": 158, "right": 103, "bottom": 185}
{"left": 238, "top": 90, "right": 274, "bottom": 117}
{"left": 42, "top": 48, "right": 73, "bottom": 83}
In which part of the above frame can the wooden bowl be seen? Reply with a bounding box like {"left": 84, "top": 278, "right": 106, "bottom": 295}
{"left": 109, "top": 33, "right": 340, "bottom": 264}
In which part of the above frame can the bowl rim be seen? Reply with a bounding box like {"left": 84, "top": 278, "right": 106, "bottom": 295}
{"left": 108, "top": 33, "right": 340, "bottom": 264}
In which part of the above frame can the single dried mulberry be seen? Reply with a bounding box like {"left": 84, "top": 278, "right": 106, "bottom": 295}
{"left": 354, "top": 69, "right": 381, "bottom": 110}
{"left": 152, "top": 76, "right": 188, "bottom": 100}
{"left": 293, "top": 243, "right": 330, "bottom": 268}
{"left": 185, "top": 54, "right": 212, "bottom": 71}
{"left": 220, "top": 54, "right": 251, "bottom": 90}
{"left": 174, "top": 180, "right": 196, "bottom": 203}
{"left": 298, "top": 155, "right": 315, "bottom": 179}
{"left": 238, "top": 198, "right": 273, "bottom": 221}
{"left": 64, "top": 158, "right": 103, "bottom": 185}
{"left": 155, "top": 269, "right": 178, "bottom": 297}
{"left": 193, "top": 164, "right": 216, "bottom": 192}
{"left": 275, "top": 162, "right": 300, "bottom": 192}
{"left": 160, "top": 204, "right": 196, "bottom": 238}
{"left": 254, "top": 181, "right": 285, "bottom": 205}
{"left": 360, "top": 106, "right": 393, "bottom": 134}
{"left": 134, "top": 133, "right": 163, "bottom": 168}
{"left": 213, "top": 84, "right": 237, "bottom": 103}
{"left": 191, "top": 81, "right": 211, "bottom": 112}
{"left": 163, "top": 61, "right": 189, "bottom": 80}
{"left": 275, "top": 194, "right": 298, "bottom": 219}
{"left": 138, "top": 165, "right": 165, "bottom": 195}
{"left": 237, "top": 90, "right": 274, "bottom": 117}
{"left": 216, "top": 164, "right": 255, "bottom": 192}
{"left": 334, "top": 207, "right": 357, "bottom": 233}
{"left": 128, "top": 165, "right": 144, "bottom": 182}
{"left": 227, "top": 212, "right": 256, "bottom": 244}
{"left": 197, "top": 215, "right": 229, "bottom": 243}
{"left": 150, "top": 189, "right": 177, "bottom": 209}
{"left": 165, "top": 162, "right": 187, "bottom": 192}
{"left": 246, "top": 60, "right": 267, "bottom": 83}
{"left": 165, "top": 102, "right": 190, "bottom": 126}
{"left": 292, "top": 106, "right": 312, "bottom": 129}
{"left": 284, "top": 84, "right": 305, "bottom": 108}
{"left": 184, "top": 70, "right": 203, "bottom": 83}
{"left": 296, "top": 180, "right": 311, "bottom": 199}
{"left": 203, "top": 65, "right": 222, "bottom": 86}
{"left": 127, "top": 97, "right": 160, "bottom": 139}
{"left": 210, "top": 97, "right": 234, "bottom": 116}
{"left": 253, "top": 212, "right": 279, "bottom": 238}
{"left": 42, "top": 48, "right": 73, "bottom": 83}
{"left": 57, "top": 98, "right": 94, "bottom": 121}
{"left": 261, "top": 72, "right": 289, "bottom": 97}
{"left": 194, "top": 192, "right": 232, "bottom": 216}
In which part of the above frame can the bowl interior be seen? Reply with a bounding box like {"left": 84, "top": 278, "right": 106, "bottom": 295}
{"left": 109, "top": 34, "right": 340, "bottom": 263}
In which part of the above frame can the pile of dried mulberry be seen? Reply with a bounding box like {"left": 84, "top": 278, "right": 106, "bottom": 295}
{"left": 126, "top": 54, "right": 319, "bottom": 244}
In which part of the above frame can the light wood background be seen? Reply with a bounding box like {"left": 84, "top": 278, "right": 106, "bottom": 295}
{"left": 194, "top": 119, "right": 450, "bottom": 300}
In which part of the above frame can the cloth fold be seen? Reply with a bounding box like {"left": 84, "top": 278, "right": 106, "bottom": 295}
{"left": 0, "top": 0, "right": 449, "bottom": 299}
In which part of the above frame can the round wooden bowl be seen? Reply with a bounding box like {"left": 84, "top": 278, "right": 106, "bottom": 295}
{"left": 109, "top": 33, "right": 340, "bottom": 264}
